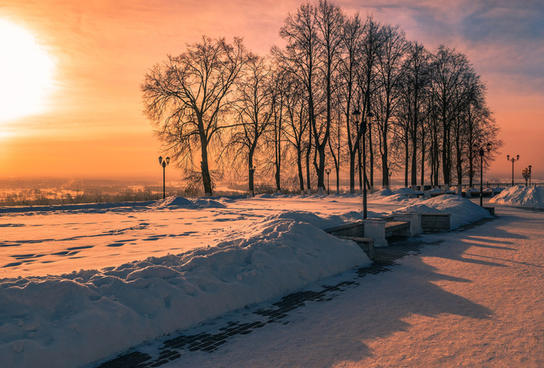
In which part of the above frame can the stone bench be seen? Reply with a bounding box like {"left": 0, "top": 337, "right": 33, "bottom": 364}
{"left": 383, "top": 213, "right": 422, "bottom": 236}
{"left": 364, "top": 213, "right": 422, "bottom": 247}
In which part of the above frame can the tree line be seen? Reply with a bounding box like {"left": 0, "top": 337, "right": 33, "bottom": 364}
{"left": 142, "top": 0, "right": 501, "bottom": 196}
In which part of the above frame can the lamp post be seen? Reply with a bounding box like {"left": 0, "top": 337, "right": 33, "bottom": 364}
{"left": 506, "top": 154, "right": 520, "bottom": 186}
{"left": 158, "top": 156, "right": 170, "bottom": 199}
{"left": 325, "top": 168, "right": 331, "bottom": 195}
{"left": 353, "top": 109, "right": 372, "bottom": 219}
{"left": 528, "top": 165, "right": 532, "bottom": 186}
{"left": 474, "top": 143, "right": 492, "bottom": 207}
{"left": 522, "top": 168, "right": 530, "bottom": 186}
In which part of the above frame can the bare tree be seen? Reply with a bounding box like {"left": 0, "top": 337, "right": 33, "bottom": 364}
{"left": 142, "top": 36, "right": 248, "bottom": 195}
{"left": 229, "top": 55, "right": 272, "bottom": 195}
{"left": 338, "top": 13, "right": 364, "bottom": 192}
{"left": 314, "top": 0, "right": 344, "bottom": 192}
{"left": 402, "top": 41, "right": 430, "bottom": 186}
{"left": 430, "top": 46, "right": 469, "bottom": 186}
{"left": 374, "top": 24, "right": 407, "bottom": 188}
{"left": 283, "top": 71, "right": 308, "bottom": 192}
{"left": 356, "top": 16, "right": 382, "bottom": 190}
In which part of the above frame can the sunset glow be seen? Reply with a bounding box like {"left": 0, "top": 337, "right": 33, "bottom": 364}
{"left": 0, "top": 19, "right": 55, "bottom": 123}
{"left": 0, "top": 1, "right": 542, "bottom": 180}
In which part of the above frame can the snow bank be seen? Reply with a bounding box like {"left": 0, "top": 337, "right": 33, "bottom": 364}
{"left": 154, "top": 195, "right": 195, "bottom": 208}
{"left": 270, "top": 210, "right": 364, "bottom": 229}
{"left": 395, "top": 195, "right": 492, "bottom": 229}
{"left": 153, "top": 196, "right": 226, "bottom": 209}
{"left": 0, "top": 216, "right": 369, "bottom": 368}
{"left": 489, "top": 185, "right": 544, "bottom": 209}
{"left": 368, "top": 188, "right": 416, "bottom": 203}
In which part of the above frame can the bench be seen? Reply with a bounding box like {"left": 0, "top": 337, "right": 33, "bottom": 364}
{"left": 383, "top": 213, "right": 422, "bottom": 236}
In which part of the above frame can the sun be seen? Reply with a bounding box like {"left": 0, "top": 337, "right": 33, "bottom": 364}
{"left": 0, "top": 19, "right": 55, "bottom": 123}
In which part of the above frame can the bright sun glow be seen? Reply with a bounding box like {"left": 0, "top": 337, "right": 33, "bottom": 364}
{"left": 0, "top": 19, "right": 55, "bottom": 123}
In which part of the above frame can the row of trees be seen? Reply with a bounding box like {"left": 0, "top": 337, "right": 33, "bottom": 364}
{"left": 142, "top": 0, "right": 500, "bottom": 196}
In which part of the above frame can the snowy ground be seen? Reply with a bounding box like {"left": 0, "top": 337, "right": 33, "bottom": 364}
{"left": 150, "top": 205, "right": 542, "bottom": 368}
{"left": 0, "top": 192, "right": 497, "bottom": 367}
{"left": 0, "top": 194, "right": 374, "bottom": 278}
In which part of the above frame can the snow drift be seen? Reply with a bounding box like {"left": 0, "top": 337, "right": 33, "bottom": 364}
{"left": 0, "top": 215, "right": 370, "bottom": 368}
{"left": 489, "top": 185, "right": 544, "bottom": 209}
{"left": 153, "top": 196, "right": 225, "bottom": 209}
{"left": 395, "top": 195, "right": 492, "bottom": 229}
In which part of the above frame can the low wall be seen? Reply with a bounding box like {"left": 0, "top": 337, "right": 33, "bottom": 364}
{"left": 421, "top": 213, "right": 451, "bottom": 232}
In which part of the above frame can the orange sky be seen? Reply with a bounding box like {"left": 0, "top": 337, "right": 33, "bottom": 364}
{"left": 0, "top": 0, "right": 542, "bottom": 180}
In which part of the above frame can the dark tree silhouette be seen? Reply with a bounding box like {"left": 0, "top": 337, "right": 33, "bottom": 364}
{"left": 142, "top": 36, "right": 248, "bottom": 195}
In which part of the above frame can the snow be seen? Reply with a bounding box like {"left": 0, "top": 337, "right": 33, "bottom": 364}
{"left": 489, "top": 185, "right": 544, "bottom": 209}
{"left": 0, "top": 191, "right": 496, "bottom": 367}
{"left": 395, "top": 195, "right": 492, "bottom": 229}
{"left": 158, "top": 206, "right": 544, "bottom": 368}
{"left": 0, "top": 215, "right": 369, "bottom": 368}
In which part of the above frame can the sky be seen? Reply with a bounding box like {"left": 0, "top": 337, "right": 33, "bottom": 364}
{"left": 0, "top": 0, "right": 542, "bottom": 181}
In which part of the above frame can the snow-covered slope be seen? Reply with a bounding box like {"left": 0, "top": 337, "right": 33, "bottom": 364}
{"left": 0, "top": 215, "right": 370, "bottom": 368}
{"left": 489, "top": 185, "right": 544, "bottom": 209}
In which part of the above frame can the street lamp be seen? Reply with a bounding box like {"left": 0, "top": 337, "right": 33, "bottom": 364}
{"left": 325, "top": 168, "right": 331, "bottom": 195}
{"left": 506, "top": 154, "right": 520, "bottom": 186}
{"left": 353, "top": 109, "right": 372, "bottom": 219}
{"left": 473, "top": 143, "right": 492, "bottom": 207}
{"left": 528, "top": 165, "right": 532, "bottom": 186}
{"left": 158, "top": 155, "right": 170, "bottom": 199}
{"left": 522, "top": 167, "right": 530, "bottom": 186}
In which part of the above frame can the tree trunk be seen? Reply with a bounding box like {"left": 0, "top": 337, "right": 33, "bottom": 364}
{"left": 369, "top": 126, "right": 374, "bottom": 189}
{"left": 200, "top": 140, "right": 213, "bottom": 196}
{"left": 420, "top": 127, "right": 425, "bottom": 186}
{"left": 305, "top": 131, "right": 312, "bottom": 192}
{"left": 442, "top": 123, "right": 451, "bottom": 186}
{"left": 248, "top": 149, "right": 255, "bottom": 196}
{"left": 411, "top": 131, "right": 417, "bottom": 186}
{"left": 404, "top": 130, "right": 409, "bottom": 187}
{"left": 349, "top": 151, "right": 356, "bottom": 193}
{"left": 357, "top": 143, "right": 363, "bottom": 192}
{"left": 381, "top": 121, "right": 389, "bottom": 188}
{"left": 293, "top": 147, "right": 302, "bottom": 192}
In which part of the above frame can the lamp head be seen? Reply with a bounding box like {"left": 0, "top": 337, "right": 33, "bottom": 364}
{"left": 507, "top": 154, "right": 510, "bottom": 160}
{"left": 166, "top": 157, "right": 170, "bottom": 165}
{"left": 516, "top": 154, "right": 519, "bottom": 160}
{"left": 159, "top": 156, "right": 163, "bottom": 164}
